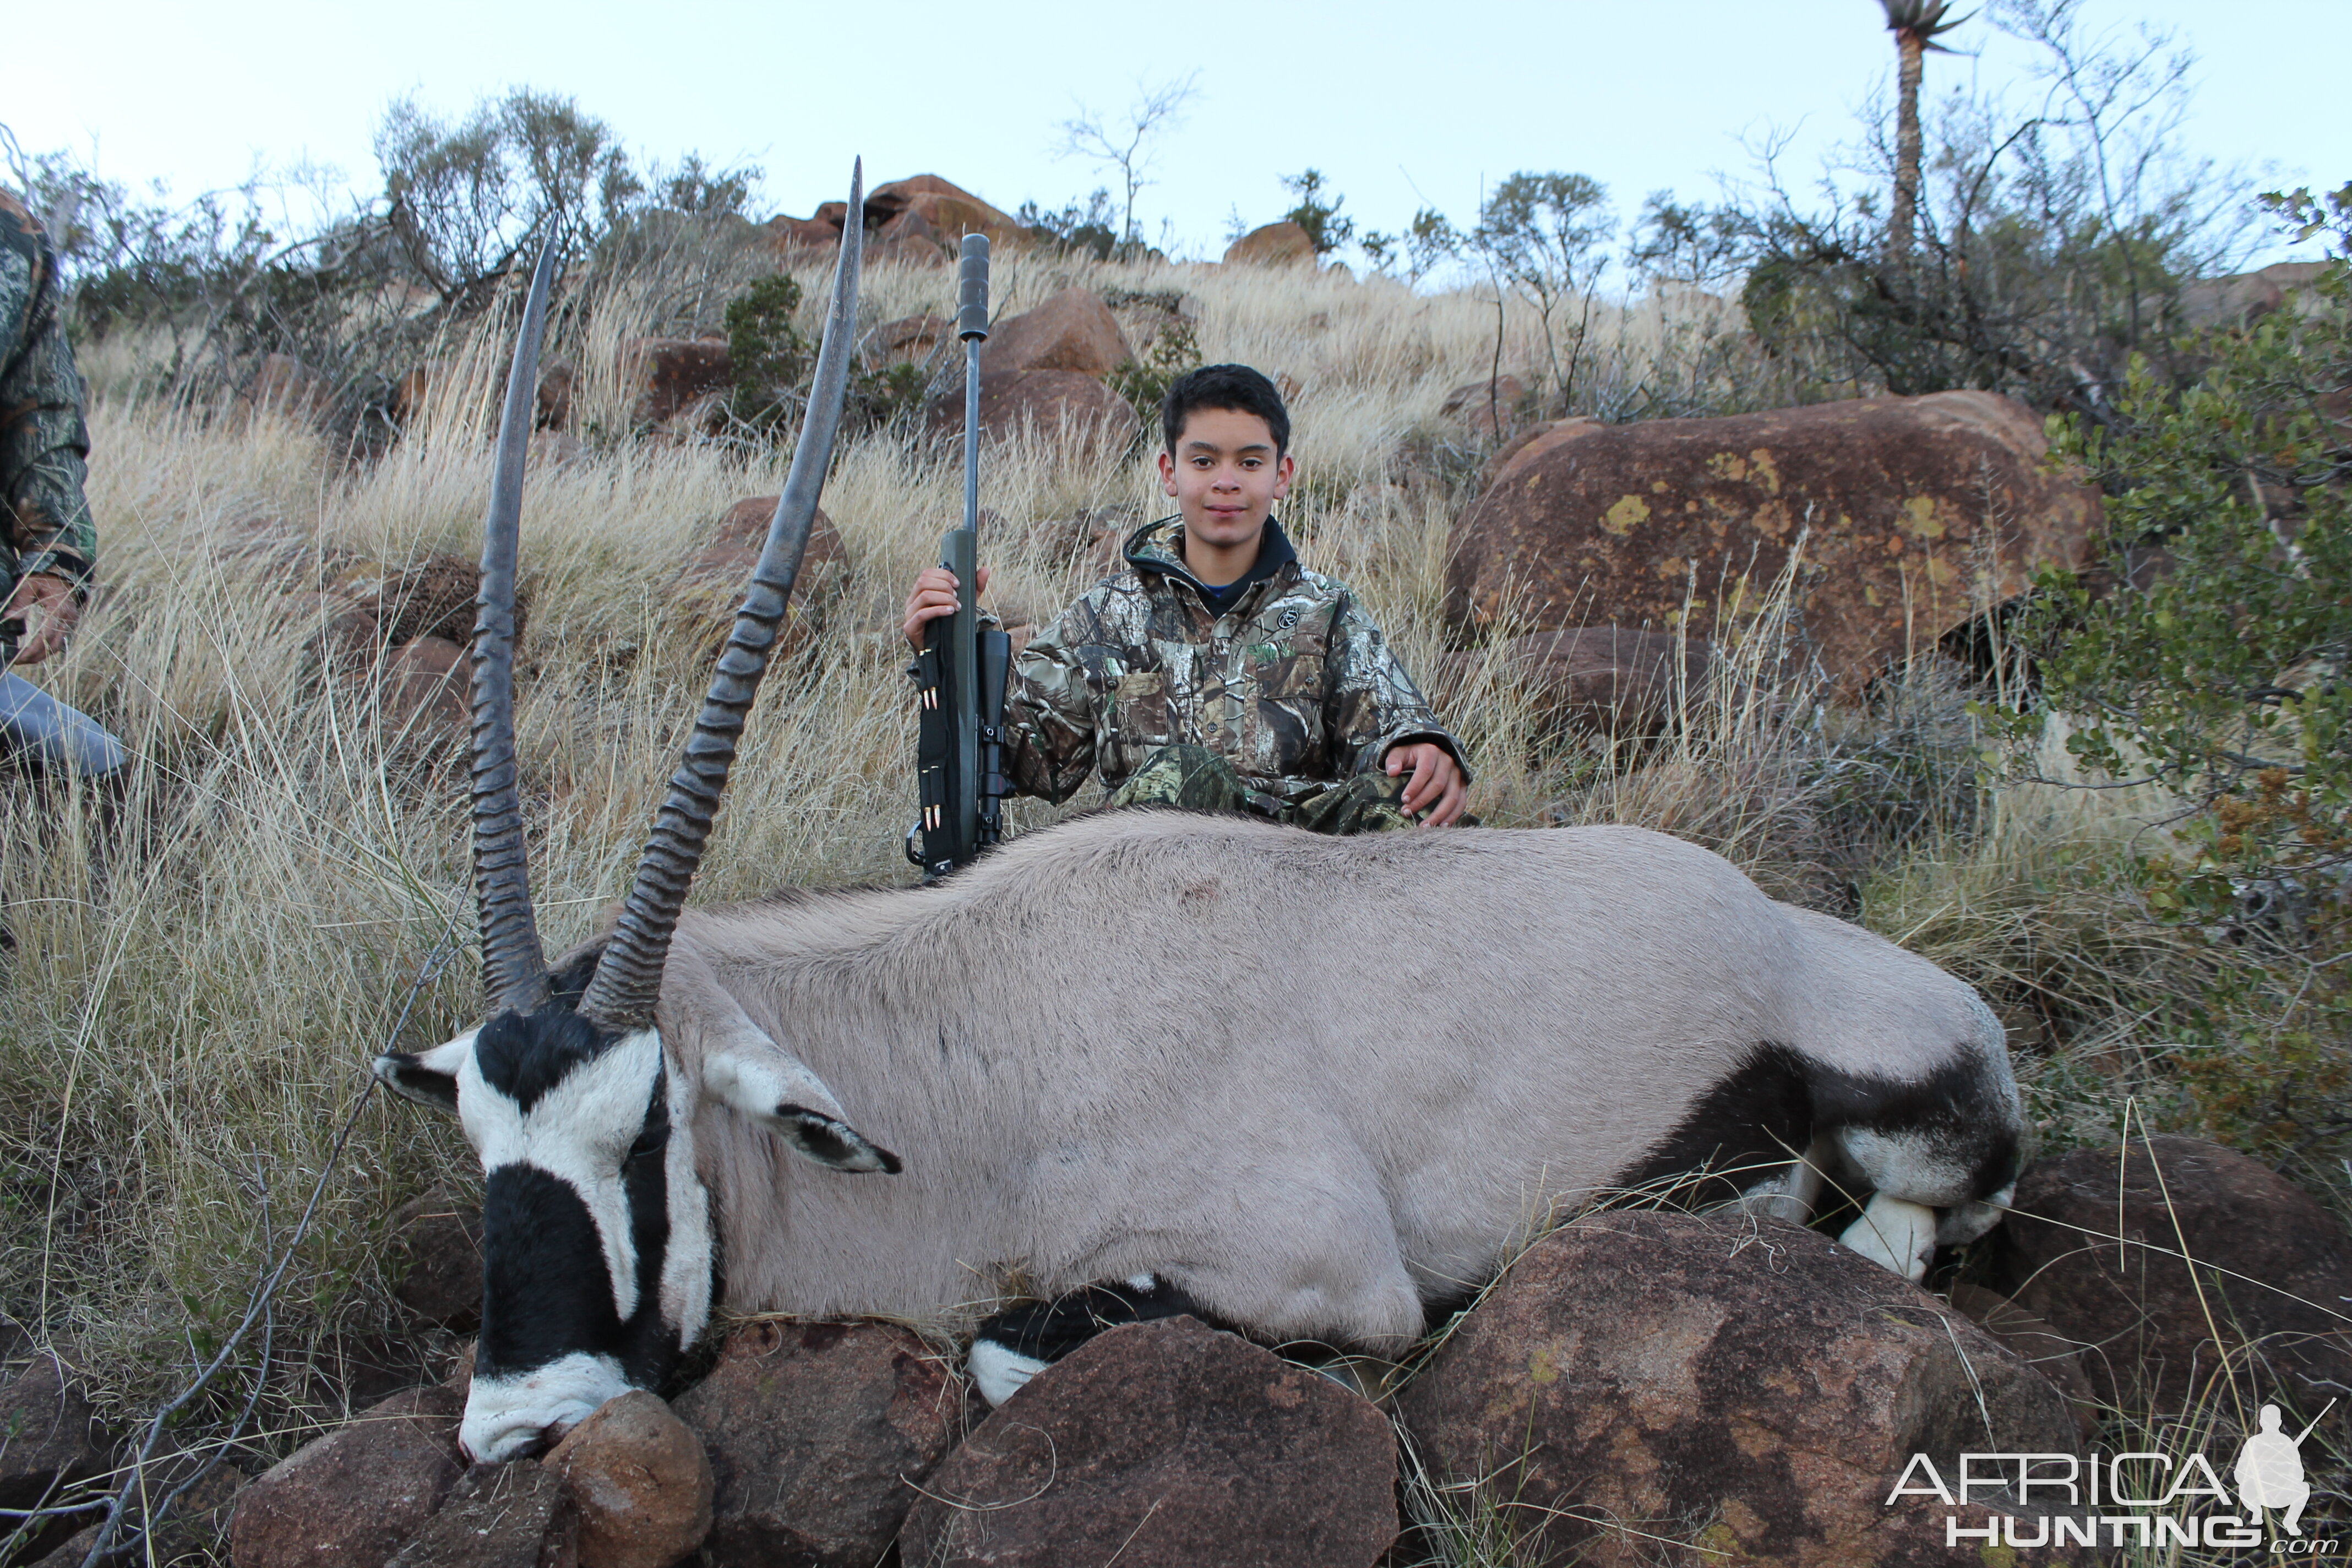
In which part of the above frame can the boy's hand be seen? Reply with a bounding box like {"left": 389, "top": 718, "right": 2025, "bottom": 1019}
{"left": 902, "top": 564, "right": 990, "bottom": 651}
{"left": 1385, "top": 742, "right": 1467, "bottom": 827}
{"left": 1, "top": 573, "right": 80, "bottom": 667}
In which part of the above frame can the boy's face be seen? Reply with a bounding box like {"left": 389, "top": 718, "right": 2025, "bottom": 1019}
{"left": 1157, "top": 407, "right": 1295, "bottom": 553}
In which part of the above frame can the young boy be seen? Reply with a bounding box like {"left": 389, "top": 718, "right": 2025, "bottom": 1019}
{"left": 902, "top": 363, "right": 1467, "bottom": 831}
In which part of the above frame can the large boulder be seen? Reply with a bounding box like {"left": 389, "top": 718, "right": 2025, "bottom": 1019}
{"left": 1990, "top": 1134, "right": 2352, "bottom": 1416}
{"left": 543, "top": 1391, "right": 711, "bottom": 1568}
{"left": 1395, "top": 1211, "right": 2080, "bottom": 1566}
{"left": 625, "top": 337, "right": 732, "bottom": 427}
{"left": 981, "top": 288, "right": 1133, "bottom": 379}
{"left": 671, "top": 1319, "right": 962, "bottom": 1568}
{"left": 864, "top": 175, "right": 1026, "bottom": 252}
{"left": 924, "top": 369, "right": 1139, "bottom": 453}
{"left": 898, "top": 1316, "right": 1397, "bottom": 1567}
{"left": 230, "top": 1386, "right": 466, "bottom": 1568}
{"left": 1223, "top": 222, "right": 1315, "bottom": 267}
{"left": 1444, "top": 392, "right": 2103, "bottom": 688}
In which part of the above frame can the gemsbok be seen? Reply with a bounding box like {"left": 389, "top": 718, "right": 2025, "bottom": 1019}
{"left": 374, "top": 166, "right": 2026, "bottom": 1462}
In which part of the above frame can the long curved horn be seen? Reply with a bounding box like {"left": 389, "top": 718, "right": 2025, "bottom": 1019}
{"left": 576, "top": 161, "right": 865, "bottom": 1033}
{"left": 471, "top": 242, "right": 560, "bottom": 1016}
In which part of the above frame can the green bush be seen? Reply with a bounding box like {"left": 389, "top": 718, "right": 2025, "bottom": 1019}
{"left": 2006, "top": 186, "right": 2352, "bottom": 1160}
{"left": 722, "top": 273, "right": 809, "bottom": 430}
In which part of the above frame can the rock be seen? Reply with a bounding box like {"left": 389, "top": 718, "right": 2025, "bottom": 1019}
{"left": 535, "top": 361, "right": 575, "bottom": 433}
{"left": 331, "top": 554, "right": 509, "bottom": 651}
{"left": 1947, "top": 1283, "right": 2100, "bottom": 1439}
{"left": 674, "top": 499, "right": 847, "bottom": 661}
{"left": 543, "top": 1391, "right": 711, "bottom": 1568}
{"left": 1223, "top": 221, "right": 1315, "bottom": 266}
{"left": 1442, "top": 626, "right": 1711, "bottom": 740}
{"left": 392, "top": 1196, "right": 484, "bottom": 1332}
{"left": 230, "top": 1385, "right": 465, "bottom": 1568}
{"left": 867, "top": 313, "right": 951, "bottom": 367}
{"left": 1395, "top": 1211, "right": 2078, "bottom": 1566}
{"left": 899, "top": 1316, "right": 1396, "bottom": 1568}
{"left": 766, "top": 214, "right": 845, "bottom": 259}
{"left": 1444, "top": 392, "right": 2103, "bottom": 688}
{"left": 2179, "top": 260, "right": 2329, "bottom": 329}
{"left": 238, "top": 353, "right": 336, "bottom": 427}
{"left": 384, "top": 1462, "right": 577, "bottom": 1568}
{"left": 625, "top": 338, "right": 732, "bottom": 427}
{"left": 684, "top": 498, "right": 846, "bottom": 589}
{"left": 382, "top": 638, "right": 470, "bottom": 739}
{"left": 864, "top": 175, "right": 1026, "bottom": 251}
{"left": 0, "top": 1353, "right": 114, "bottom": 1513}
{"left": 1439, "top": 374, "right": 1527, "bottom": 441}
{"left": 981, "top": 288, "right": 1133, "bottom": 379}
{"left": 671, "top": 1319, "right": 961, "bottom": 1567}
{"left": 923, "top": 369, "right": 1139, "bottom": 453}
{"left": 1990, "top": 1134, "right": 2352, "bottom": 1414}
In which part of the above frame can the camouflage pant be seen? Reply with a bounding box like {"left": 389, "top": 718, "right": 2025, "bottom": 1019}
{"left": 1105, "top": 745, "right": 1417, "bottom": 835}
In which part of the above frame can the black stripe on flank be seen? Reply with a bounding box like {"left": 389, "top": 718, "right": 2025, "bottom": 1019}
{"left": 1611, "top": 1043, "right": 1815, "bottom": 1205}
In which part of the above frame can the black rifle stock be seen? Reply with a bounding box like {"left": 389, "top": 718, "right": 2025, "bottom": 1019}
{"left": 908, "top": 233, "right": 1011, "bottom": 878}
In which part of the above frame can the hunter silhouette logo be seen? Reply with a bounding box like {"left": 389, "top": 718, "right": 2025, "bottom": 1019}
{"left": 2236, "top": 1403, "right": 2319, "bottom": 1538}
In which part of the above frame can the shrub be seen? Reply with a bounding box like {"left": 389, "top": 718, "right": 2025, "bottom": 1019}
{"left": 722, "top": 274, "right": 809, "bottom": 430}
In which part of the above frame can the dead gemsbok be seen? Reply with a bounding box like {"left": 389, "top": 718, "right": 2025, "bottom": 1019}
{"left": 374, "top": 165, "right": 2026, "bottom": 1462}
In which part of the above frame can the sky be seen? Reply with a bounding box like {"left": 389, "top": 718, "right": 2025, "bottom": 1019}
{"left": 6, "top": 0, "right": 2346, "bottom": 271}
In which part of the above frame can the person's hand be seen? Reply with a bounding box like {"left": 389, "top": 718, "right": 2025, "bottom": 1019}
{"left": 1, "top": 573, "right": 80, "bottom": 667}
{"left": 1385, "top": 742, "right": 1467, "bottom": 827}
{"left": 902, "top": 564, "right": 990, "bottom": 651}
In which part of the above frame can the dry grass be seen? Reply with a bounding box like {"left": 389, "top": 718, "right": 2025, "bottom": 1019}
{"left": 0, "top": 246, "right": 2252, "bottom": 1565}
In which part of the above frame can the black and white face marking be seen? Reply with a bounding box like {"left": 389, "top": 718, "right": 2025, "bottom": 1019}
{"left": 374, "top": 1006, "right": 712, "bottom": 1463}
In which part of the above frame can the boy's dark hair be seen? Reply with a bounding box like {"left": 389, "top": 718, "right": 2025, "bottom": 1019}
{"left": 1161, "top": 363, "right": 1291, "bottom": 457}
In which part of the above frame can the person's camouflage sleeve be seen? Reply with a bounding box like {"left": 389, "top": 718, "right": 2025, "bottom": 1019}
{"left": 1001, "top": 516, "right": 1467, "bottom": 809}
{"left": 1323, "top": 592, "right": 1459, "bottom": 777}
{"left": 0, "top": 189, "right": 98, "bottom": 592}
{"left": 1003, "top": 603, "right": 1110, "bottom": 804}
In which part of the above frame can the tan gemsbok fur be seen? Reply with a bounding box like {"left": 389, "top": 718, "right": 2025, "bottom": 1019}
{"left": 374, "top": 168, "right": 2025, "bottom": 1462}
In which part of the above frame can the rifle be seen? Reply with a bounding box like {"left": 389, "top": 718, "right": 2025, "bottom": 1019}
{"left": 907, "top": 233, "right": 1012, "bottom": 879}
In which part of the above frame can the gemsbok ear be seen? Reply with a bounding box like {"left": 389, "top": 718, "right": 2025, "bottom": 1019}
{"left": 704, "top": 1046, "right": 902, "bottom": 1174}
{"left": 373, "top": 1035, "right": 473, "bottom": 1113}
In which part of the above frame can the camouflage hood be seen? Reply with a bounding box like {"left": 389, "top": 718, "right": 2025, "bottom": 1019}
{"left": 1003, "top": 515, "right": 1464, "bottom": 812}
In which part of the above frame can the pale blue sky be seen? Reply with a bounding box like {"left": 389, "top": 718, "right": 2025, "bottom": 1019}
{"left": 7, "top": 0, "right": 2345, "bottom": 268}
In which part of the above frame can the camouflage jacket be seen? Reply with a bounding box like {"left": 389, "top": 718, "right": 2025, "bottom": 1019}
{"left": 1005, "top": 517, "right": 1466, "bottom": 811}
{"left": 0, "top": 190, "right": 97, "bottom": 594}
